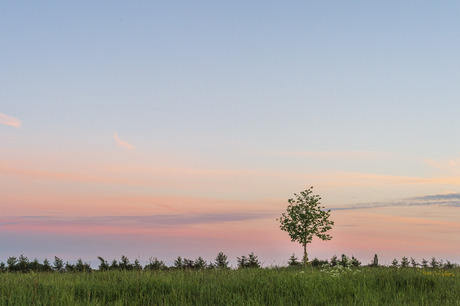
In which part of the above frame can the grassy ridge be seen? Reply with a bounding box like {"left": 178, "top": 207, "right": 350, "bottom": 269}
{"left": 0, "top": 267, "right": 459, "bottom": 305}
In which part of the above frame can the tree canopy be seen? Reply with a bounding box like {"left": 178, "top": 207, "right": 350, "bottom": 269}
{"left": 278, "top": 187, "right": 334, "bottom": 266}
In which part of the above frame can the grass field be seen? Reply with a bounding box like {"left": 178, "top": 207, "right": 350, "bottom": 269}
{"left": 0, "top": 267, "right": 459, "bottom": 305}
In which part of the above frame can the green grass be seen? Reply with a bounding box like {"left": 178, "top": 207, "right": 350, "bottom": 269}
{"left": 0, "top": 267, "right": 459, "bottom": 305}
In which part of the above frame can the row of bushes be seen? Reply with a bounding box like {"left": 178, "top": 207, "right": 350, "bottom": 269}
{"left": 291, "top": 254, "right": 458, "bottom": 269}
{"left": 1, "top": 253, "right": 457, "bottom": 273}
{"left": 0, "top": 252, "right": 261, "bottom": 273}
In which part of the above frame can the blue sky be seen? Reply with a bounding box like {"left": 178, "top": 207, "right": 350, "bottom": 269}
{"left": 3, "top": 2, "right": 460, "bottom": 155}
{"left": 1, "top": 1, "right": 460, "bottom": 265}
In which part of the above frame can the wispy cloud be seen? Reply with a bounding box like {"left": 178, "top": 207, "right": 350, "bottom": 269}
{"left": 0, "top": 112, "right": 21, "bottom": 128}
{"left": 423, "top": 156, "right": 460, "bottom": 175}
{"left": 0, "top": 163, "right": 136, "bottom": 185}
{"left": 272, "top": 150, "right": 393, "bottom": 160}
{"left": 406, "top": 193, "right": 460, "bottom": 207}
{"left": 332, "top": 193, "right": 460, "bottom": 210}
{"left": 0, "top": 212, "right": 277, "bottom": 228}
{"left": 113, "top": 132, "right": 134, "bottom": 150}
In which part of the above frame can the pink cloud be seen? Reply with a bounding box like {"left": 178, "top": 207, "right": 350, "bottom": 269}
{"left": 0, "top": 112, "right": 21, "bottom": 128}
{"left": 0, "top": 162, "right": 135, "bottom": 185}
{"left": 113, "top": 132, "right": 134, "bottom": 149}
{"left": 323, "top": 206, "right": 460, "bottom": 262}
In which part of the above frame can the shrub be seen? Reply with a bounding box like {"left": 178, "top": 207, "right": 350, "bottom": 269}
{"left": 444, "top": 260, "right": 455, "bottom": 269}
{"left": 370, "top": 254, "right": 379, "bottom": 267}
{"left": 310, "top": 257, "right": 328, "bottom": 267}
{"left": 183, "top": 258, "right": 195, "bottom": 269}
{"left": 401, "top": 256, "right": 410, "bottom": 268}
{"left": 215, "top": 252, "right": 229, "bottom": 269}
{"left": 237, "top": 252, "right": 261, "bottom": 269}
{"left": 288, "top": 254, "right": 302, "bottom": 267}
{"left": 330, "top": 255, "right": 339, "bottom": 267}
{"left": 351, "top": 256, "right": 361, "bottom": 267}
{"left": 145, "top": 257, "right": 167, "bottom": 271}
{"left": 430, "top": 257, "right": 439, "bottom": 269}
{"left": 97, "top": 257, "right": 109, "bottom": 271}
{"left": 194, "top": 257, "right": 207, "bottom": 270}
{"left": 110, "top": 259, "right": 119, "bottom": 271}
{"left": 75, "top": 258, "right": 91, "bottom": 272}
{"left": 53, "top": 256, "right": 64, "bottom": 273}
{"left": 17, "top": 255, "right": 29, "bottom": 273}
{"left": 30, "top": 259, "right": 41, "bottom": 272}
{"left": 7, "top": 256, "right": 18, "bottom": 272}
{"left": 133, "top": 259, "right": 142, "bottom": 271}
{"left": 421, "top": 258, "right": 428, "bottom": 268}
{"left": 65, "top": 262, "right": 75, "bottom": 272}
{"left": 42, "top": 259, "right": 53, "bottom": 272}
{"left": 119, "top": 255, "right": 132, "bottom": 271}
{"left": 340, "top": 254, "right": 351, "bottom": 267}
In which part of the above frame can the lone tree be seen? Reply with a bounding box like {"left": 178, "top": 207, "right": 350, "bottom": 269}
{"left": 278, "top": 187, "right": 334, "bottom": 266}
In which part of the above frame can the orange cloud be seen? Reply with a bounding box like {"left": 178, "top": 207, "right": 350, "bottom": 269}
{"left": 113, "top": 132, "right": 134, "bottom": 149}
{"left": 423, "top": 156, "right": 460, "bottom": 175}
{"left": 0, "top": 112, "right": 21, "bottom": 128}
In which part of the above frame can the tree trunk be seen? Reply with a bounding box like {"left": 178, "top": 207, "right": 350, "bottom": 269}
{"left": 303, "top": 243, "right": 308, "bottom": 266}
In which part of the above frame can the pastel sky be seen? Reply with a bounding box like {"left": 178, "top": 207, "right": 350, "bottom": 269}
{"left": 1, "top": 1, "right": 459, "bottom": 267}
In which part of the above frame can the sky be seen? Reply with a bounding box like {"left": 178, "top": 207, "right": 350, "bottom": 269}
{"left": 1, "top": 1, "right": 460, "bottom": 267}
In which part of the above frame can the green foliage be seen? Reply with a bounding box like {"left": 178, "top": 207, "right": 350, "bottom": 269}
{"left": 110, "top": 259, "right": 119, "bottom": 271}
{"left": 194, "top": 257, "right": 207, "bottom": 270}
{"left": 53, "top": 256, "right": 64, "bottom": 273}
{"left": 351, "top": 256, "right": 361, "bottom": 267}
{"left": 444, "top": 260, "right": 455, "bottom": 269}
{"left": 341, "top": 254, "right": 350, "bottom": 267}
{"left": 0, "top": 254, "right": 456, "bottom": 275}
{"left": 214, "top": 252, "right": 229, "bottom": 269}
{"left": 119, "top": 255, "right": 131, "bottom": 271}
{"left": 332, "top": 254, "right": 360, "bottom": 268}
{"left": 401, "top": 256, "right": 410, "bottom": 268}
{"left": 42, "top": 259, "right": 52, "bottom": 272}
{"left": 0, "top": 267, "right": 458, "bottom": 304}
{"left": 29, "top": 259, "right": 40, "bottom": 272}
{"left": 5, "top": 256, "right": 56, "bottom": 273}
{"left": 287, "top": 254, "right": 302, "bottom": 267}
{"left": 183, "top": 258, "right": 195, "bottom": 269}
{"left": 173, "top": 256, "right": 210, "bottom": 270}
{"left": 237, "top": 252, "right": 261, "bottom": 269}
{"left": 330, "top": 255, "right": 339, "bottom": 267}
{"left": 430, "top": 257, "right": 439, "bottom": 269}
{"left": 17, "top": 255, "right": 29, "bottom": 273}
{"left": 75, "top": 258, "right": 91, "bottom": 273}
{"left": 65, "top": 262, "right": 76, "bottom": 272}
{"left": 421, "top": 258, "right": 428, "bottom": 268}
{"left": 174, "top": 256, "right": 183, "bottom": 269}
{"left": 133, "top": 259, "right": 142, "bottom": 271}
{"left": 6, "top": 256, "right": 18, "bottom": 272}
{"left": 370, "top": 254, "right": 379, "bottom": 267}
{"left": 97, "top": 257, "right": 109, "bottom": 271}
{"left": 278, "top": 187, "right": 334, "bottom": 265}
{"left": 144, "top": 257, "right": 167, "bottom": 271}
{"left": 311, "top": 257, "right": 329, "bottom": 267}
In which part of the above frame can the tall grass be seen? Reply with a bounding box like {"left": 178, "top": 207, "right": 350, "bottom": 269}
{"left": 0, "top": 267, "right": 459, "bottom": 305}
